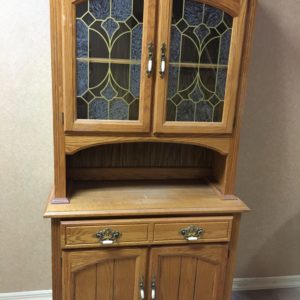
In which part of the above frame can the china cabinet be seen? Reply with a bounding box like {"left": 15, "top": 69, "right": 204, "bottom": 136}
{"left": 44, "top": 0, "right": 257, "bottom": 299}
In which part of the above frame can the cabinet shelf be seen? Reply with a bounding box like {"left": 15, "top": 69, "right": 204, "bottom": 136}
{"left": 44, "top": 180, "right": 249, "bottom": 218}
{"left": 77, "top": 57, "right": 141, "bottom": 65}
{"left": 169, "top": 62, "right": 228, "bottom": 69}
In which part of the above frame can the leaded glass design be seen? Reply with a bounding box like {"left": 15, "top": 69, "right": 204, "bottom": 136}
{"left": 167, "top": 0, "right": 233, "bottom": 122}
{"left": 76, "top": 0, "right": 144, "bottom": 120}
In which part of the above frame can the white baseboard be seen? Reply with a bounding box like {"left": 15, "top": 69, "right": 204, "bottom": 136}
{"left": 1, "top": 276, "right": 300, "bottom": 299}
{"left": 0, "top": 290, "right": 52, "bottom": 300}
{"left": 233, "top": 275, "right": 300, "bottom": 291}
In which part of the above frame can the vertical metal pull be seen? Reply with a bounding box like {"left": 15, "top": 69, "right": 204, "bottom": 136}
{"left": 159, "top": 43, "right": 167, "bottom": 78}
{"left": 147, "top": 42, "right": 154, "bottom": 77}
{"left": 151, "top": 277, "right": 156, "bottom": 300}
{"left": 139, "top": 278, "right": 145, "bottom": 300}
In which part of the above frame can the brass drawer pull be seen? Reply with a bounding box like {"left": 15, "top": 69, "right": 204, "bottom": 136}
{"left": 180, "top": 225, "right": 204, "bottom": 241}
{"left": 96, "top": 228, "right": 121, "bottom": 245}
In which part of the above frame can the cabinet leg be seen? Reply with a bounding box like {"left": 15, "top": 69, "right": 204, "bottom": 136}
{"left": 51, "top": 219, "right": 62, "bottom": 300}
{"left": 223, "top": 214, "right": 241, "bottom": 300}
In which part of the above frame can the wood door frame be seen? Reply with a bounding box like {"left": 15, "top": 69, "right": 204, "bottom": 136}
{"left": 62, "top": 247, "right": 148, "bottom": 300}
{"left": 62, "top": 0, "right": 157, "bottom": 133}
{"left": 153, "top": 0, "right": 248, "bottom": 134}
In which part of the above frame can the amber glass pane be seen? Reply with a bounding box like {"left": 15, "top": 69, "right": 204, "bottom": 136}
{"left": 167, "top": 0, "right": 233, "bottom": 122}
{"left": 76, "top": 0, "right": 144, "bottom": 120}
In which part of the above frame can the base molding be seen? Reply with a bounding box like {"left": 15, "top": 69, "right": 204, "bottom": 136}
{"left": 0, "top": 290, "right": 52, "bottom": 300}
{"left": 233, "top": 275, "right": 300, "bottom": 291}
{"left": 1, "top": 276, "right": 300, "bottom": 299}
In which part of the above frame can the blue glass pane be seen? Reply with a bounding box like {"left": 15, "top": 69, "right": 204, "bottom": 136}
{"left": 131, "top": 24, "right": 143, "bottom": 60}
{"left": 76, "top": 0, "right": 144, "bottom": 121}
{"left": 167, "top": 66, "right": 179, "bottom": 98}
{"left": 216, "top": 68, "right": 227, "bottom": 99}
{"left": 101, "top": 82, "right": 118, "bottom": 100}
{"left": 204, "top": 5, "right": 223, "bottom": 27}
{"left": 77, "top": 61, "right": 88, "bottom": 96}
{"left": 109, "top": 99, "right": 128, "bottom": 120}
{"left": 195, "top": 102, "right": 213, "bottom": 121}
{"left": 101, "top": 18, "right": 120, "bottom": 38}
{"left": 130, "top": 64, "right": 141, "bottom": 97}
{"left": 112, "top": 0, "right": 132, "bottom": 21}
{"left": 167, "top": 1, "right": 233, "bottom": 122}
{"left": 219, "top": 29, "right": 232, "bottom": 64}
{"left": 189, "top": 84, "right": 204, "bottom": 103}
{"left": 170, "top": 27, "right": 181, "bottom": 62}
{"left": 194, "top": 24, "right": 210, "bottom": 43}
{"left": 89, "top": 0, "right": 109, "bottom": 20}
{"left": 177, "top": 100, "right": 195, "bottom": 121}
{"left": 90, "top": 98, "right": 109, "bottom": 119}
{"left": 76, "top": 20, "right": 88, "bottom": 58}
{"left": 184, "top": 0, "right": 204, "bottom": 26}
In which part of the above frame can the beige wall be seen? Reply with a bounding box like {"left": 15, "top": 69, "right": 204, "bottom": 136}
{"left": 0, "top": 0, "right": 299, "bottom": 293}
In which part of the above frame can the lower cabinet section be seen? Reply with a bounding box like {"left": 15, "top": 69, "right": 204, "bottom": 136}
{"left": 62, "top": 244, "right": 228, "bottom": 300}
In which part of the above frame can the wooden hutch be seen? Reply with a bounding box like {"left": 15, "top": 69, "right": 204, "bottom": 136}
{"left": 44, "top": 0, "right": 256, "bottom": 299}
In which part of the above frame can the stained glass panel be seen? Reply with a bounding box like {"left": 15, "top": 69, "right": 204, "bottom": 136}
{"left": 76, "top": 0, "right": 144, "bottom": 120}
{"left": 167, "top": 0, "right": 233, "bottom": 122}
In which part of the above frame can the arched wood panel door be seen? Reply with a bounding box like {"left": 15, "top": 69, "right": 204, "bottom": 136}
{"left": 148, "top": 244, "right": 228, "bottom": 300}
{"left": 62, "top": 248, "right": 148, "bottom": 300}
{"left": 153, "top": 0, "right": 248, "bottom": 134}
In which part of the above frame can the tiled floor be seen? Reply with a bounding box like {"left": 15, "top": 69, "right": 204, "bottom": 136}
{"left": 233, "top": 288, "right": 300, "bottom": 300}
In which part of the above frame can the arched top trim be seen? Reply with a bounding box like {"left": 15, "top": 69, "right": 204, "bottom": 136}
{"left": 72, "top": 0, "right": 242, "bottom": 17}
{"left": 191, "top": 0, "right": 242, "bottom": 17}
{"left": 65, "top": 136, "right": 231, "bottom": 155}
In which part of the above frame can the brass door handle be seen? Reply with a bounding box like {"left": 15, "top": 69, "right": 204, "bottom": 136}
{"left": 180, "top": 225, "right": 204, "bottom": 241}
{"left": 159, "top": 43, "right": 167, "bottom": 78}
{"left": 96, "top": 228, "right": 121, "bottom": 245}
{"left": 140, "top": 278, "right": 145, "bottom": 300}
{"left": 151, "top": 277, "right": 156, "bottom": 300}
{"left": 147, "top": 42, "right": 154, "bottom": 77}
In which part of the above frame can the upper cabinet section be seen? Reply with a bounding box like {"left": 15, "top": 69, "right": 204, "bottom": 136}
{"left": 62, "top": 0, "right": 156, "bottom": 132}
{"left": 62, "top": 0, "right": 247, "bottom": 134}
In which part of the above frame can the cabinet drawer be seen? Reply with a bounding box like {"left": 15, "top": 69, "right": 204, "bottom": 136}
{"left": 153, "top": 217, "right": 233, "bottom": 244}
{"left": 61, "top": 220, "right": 149, "bottom": 249}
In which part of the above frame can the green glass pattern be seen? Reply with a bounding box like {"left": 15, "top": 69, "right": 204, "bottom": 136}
{"left": 167, "top": 0, "right": 233, "bottom": 122}
{"left": 76, "top": 0, "right": 144, "bottom": 120}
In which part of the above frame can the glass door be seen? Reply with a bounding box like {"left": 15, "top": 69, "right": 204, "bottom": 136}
{"left": 63, "top": 0, "right": 156, "bottom": 132}
{"left": 153, "top": 0, "right": 247, "bottom": 134}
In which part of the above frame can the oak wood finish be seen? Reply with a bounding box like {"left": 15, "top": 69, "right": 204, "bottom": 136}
{"left": 51, "top": 219, "right": 62, "bottom": 300}
{"left": 60, "top": 216, "right": 233, "bottom": 249}
{"left": 45, "top": 180, "right": 249, "bottom": 218}
{"left": 47, "top": 0, "right": 257, "bottom": 299}
{"left": 50, "top": 0, "right": 66, "bottom": 199}
{"left": 149, "top": 244, "right": 229, "bottom": 300}
{"left": 224, "top": 0, "right": 257, "bottom": 194}
{"left": 62, "top": 248, "right": 147, "bottom": 300}
{"left": 65, "top": 135, "right": 232, "bottom": 155}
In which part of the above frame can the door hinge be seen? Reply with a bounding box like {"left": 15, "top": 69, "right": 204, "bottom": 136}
{"left": 61, "top": 112, "right": 64, "bottom": 125}
{"left": 60, "top": 256, "right": 62, "bottom": 267}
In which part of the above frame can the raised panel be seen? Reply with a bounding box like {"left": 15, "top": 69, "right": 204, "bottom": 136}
{"left": 63, "top": 248, "right": 147, "bottom": 300}
{"left": 149, "top": 244, "right": 228, "bottom": 300}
